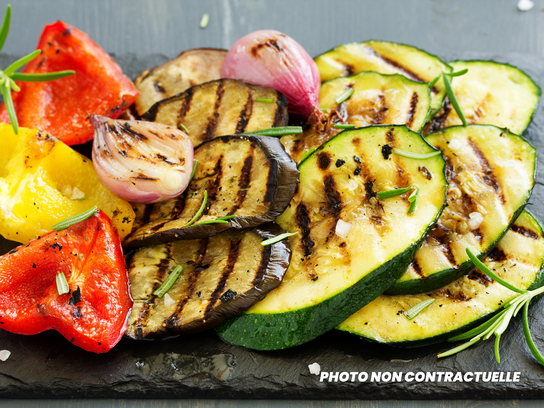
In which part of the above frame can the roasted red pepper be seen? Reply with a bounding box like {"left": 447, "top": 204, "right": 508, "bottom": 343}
{"left": 0, "top": 210, "right": 132, "bottom": 353}
{"left": 0, "top": 21, "right": 138, "bottom": 145}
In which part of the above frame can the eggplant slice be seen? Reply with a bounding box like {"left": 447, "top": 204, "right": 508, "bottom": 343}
{"left": 133, "top": 48, "right": 227, "bottom": 117}
{"left": 125, "top": 134, "right": 299, "bottom": 248}
{"left": 126, "top": 225, "right": 291, "bottom": 339}
{"left": 142, "top": 79, "right": 289, "bottom": 148}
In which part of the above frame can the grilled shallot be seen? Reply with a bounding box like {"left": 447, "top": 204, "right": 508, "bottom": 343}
{"left": 91, "top": 115, "right": 193, "bottom": 204}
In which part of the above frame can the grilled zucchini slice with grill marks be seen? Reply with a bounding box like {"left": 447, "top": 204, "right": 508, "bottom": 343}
{"left": 143, "top": 79, "right": 288, "bottom": 148}
{"left": 133, "top": 48, "right": 227, "bottom": 117}
{"left": 216, "top": 125, "right": 447, "bottom": 350}
{"left": 314, "top": 40, "right": 451, "bottom": 114}
{"left": 339, "top": 211, "right": 544, "bottom": 346}
{"left": 126, "top": 225, "right": 291, "bottom": 339}
{"left": 281, "top": 71, "right": 431, "bottom": 163}
{"left": 425, "top": 61, "right": 541, "bottom": 135}
{"left": 125, "top": 134, "right": 298, "bottom": 248}
{"left": 387, "top": 125, "right": 536, "bottom": 295}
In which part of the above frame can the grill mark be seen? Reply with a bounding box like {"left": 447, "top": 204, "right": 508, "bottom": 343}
{"left": 486, "top": 247, "right": 508, "bottom": 262}
{"left": 386, "top": 128, "right": 395, "bottom": 146}
{"left": 150, "top": 220, "right": 168, "bottom": 232}
{"left": 252, "top": 244, "right": 272, "bottom": 287}
{"left": 169, "top": 189, "right": 189, "bottom": 219}
{"left": 411, "top": 259, "right": 425, "bottom": 278}
{"left": 142, "top": 203, "right": 156, "bottom": 225}
{"left": 317, "top": 152, "right": 331, "bottom": 170}
{"left": 296, "top": 203, "right": 315, "bottom": 257}
{"left": 166, "top": 238, "right": 209, "bottom": 327}
{"left": 204, "top": 240, "right": 241, "bottom": 318}
{"left": 235, "top": 93, "right": 254, "bottom": 133}
{"left": 370, "top": 94, "right": 388, "bottom": 124}
{"left": 344, "top": 63, "right": 355, "bottom": 76}
{"left": 153, "top": 80, "right": 166, "bottom": 93}
{"left": 441, "top": 241, "right": 457, "bottom": 266}
{"left": 134, "top": 248, "right": 173, "bottom": 336}
{"left": 273, "top": 98, "right": 285, "bottom": 127}
{"left": 324, "top": 175, "right": 342, "bottom": 219}
{"left": 440, "top": 289, "right": 472, "bottom": 302}
{"left": 263, "top": 158, "right": 277, "bottom": 204}
{"left": 228, "top": 148, "right": 254, "bottom": 215}
{"left": 201, "top": 156, "right": 224, "bottom": 217}
{"left": 467, "top": 268, "right": 494, "bottom": 287}
{"left": 428, "top": 97, "right": 452, "bottom": 133}
{"left": 177, "top": 87, "right": 194, "bottom": 125}
{"left": 511, "top": 224, "right": 539, "bottom": 239}
{"left": 204, "top": 80, "right": 225, "bottom": 140}
{"left": 467, "top": 138, "right": 505, "bottom": 203}
{"left": 406, "top": 92, "right": 419, "bottom": 128}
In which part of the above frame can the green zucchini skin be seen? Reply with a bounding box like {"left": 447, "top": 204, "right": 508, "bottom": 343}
{"left": 338, "top": 210, "right": 544, "bottom": 347}
{"left": 216, "top": 125, "right": 447, "bottom": 350}
{"left": 386, "top": 125, "right": 536, "bottom": 295}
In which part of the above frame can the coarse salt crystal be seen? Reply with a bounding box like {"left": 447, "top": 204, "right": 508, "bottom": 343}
{"left": 518, "top": 0, "right": 534, "bottom": 11}
{"left": 308, "top": 362, "right": 321, "bottom": 375}
{"left": 0, "top": 350, "right": 11, "bottom": 362}
{"left": 468, "top": 212, "right": 484, "bottom": 230}
{"left": 448, "top": 138, "right": 463, "bottom": 151}
{"left": 335, "top": 219, "right": 352, "bottom": 239}
{"left": 164, "top": 293, "right": 176, "bottom": 306}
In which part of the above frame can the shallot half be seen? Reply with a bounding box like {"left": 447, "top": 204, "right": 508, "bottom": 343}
{"left": 91, "top": 115, "right": 194, "bottom": 204}
{"left": 221, "top": 30, "right": 323, "bottom": 123}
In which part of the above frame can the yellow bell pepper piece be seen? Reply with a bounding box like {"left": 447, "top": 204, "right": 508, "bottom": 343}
{"left": 0, "top": 124, "right": 134, "bottom": 243}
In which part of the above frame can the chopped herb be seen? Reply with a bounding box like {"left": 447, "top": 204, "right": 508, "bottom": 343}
{"left": 189, "top": 159, "right": 198, "bottom": 183}
{"left": 404, "top": 298, "right": 435, "bottom": 320}
{"left": 52, "top": 206, "right": 98, "bottom": 231}
{"left": 192, "top": 219, "right": 229, "bottom": 226}
{"left": 335, "top": 88, "right": 354, "bottom": 104}
{"left": 199, "top": 13, "right": 209, "bottom": 29}
{"left": 377, "top": 186, "right": 413, "bottom": 199}
{"left": 244, "top": 126, "right": 303, "bottom": 137}
{"left": 301, "top": 148, "right": 317, "bottom": 162}
{"left": 56, "top": 272, "right": 70, "bottom": 295}
{"left": 261, "top": 232, "right": 298, "bottom": 246}
{"left": 153, "top": 265, "right": 183, "bottom": 298}
{"left": 408, "top": 186, "right": 419, "bottom": 214}
{"left": 255, "top": 98, "right": 273, "bottom": 103}
{"left": 77, "top": 197, "right": 86, "bottom": 201}
{"left": 393, "top": 148, "right": 442, "bottom": 160}
{"left": 443, "top": 70, "right": 468, "bottom": 126}
{"left": 333, "top": 124, "right": 355, "bottom": 129}
{"left": 184, "top": 191, "right": 207, "bottom": 227}
{"left": 178, "top": 123, "right": 189, "bottom": 134}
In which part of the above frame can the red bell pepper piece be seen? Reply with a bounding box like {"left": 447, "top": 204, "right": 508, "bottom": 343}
{"left": 0, "top": 21, "right": 138, "bottom": 146}
{"left": 0, "top": 210, "right": 132, "bottom": 353}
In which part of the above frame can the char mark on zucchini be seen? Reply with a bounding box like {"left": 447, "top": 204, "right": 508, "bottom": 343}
{"left": 296, "top": 203, "right": 314, "bottom": 258}
{"left": 467, "top": 138, "right": 505, "bottom": 203}
{"left": 317, "top": 152, "right": 331, "bottom": 170}
{"left": 324, "top": 175, "right": 342, "bottom": 220}
{"left": 467, "top": 268, "right": 493, "bottom": 287}
{"left": 411, "top": 259, "right": 425, "bottom": 278}
{"left": 204, "top": 80, "right": 226, "bottom": 140}
{"left": 370, "top": 94, "right": 387, "bottom": 125}
{"left": 511, "top": 224, "right": 539, "bottom": 239}
{"left": 406, "top": 92, "right": 419, "bottom": 128}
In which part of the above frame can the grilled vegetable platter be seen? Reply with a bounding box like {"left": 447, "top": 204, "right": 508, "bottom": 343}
{"left": 1, "top": 2, "right": 544, "bottom": 400}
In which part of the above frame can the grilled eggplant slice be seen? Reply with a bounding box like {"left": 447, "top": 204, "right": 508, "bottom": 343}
{"left": 126, "top": 225, "right": 291, "bottom": 339}
{"left": 338, "top": 211, "right": 544, "bottom": 346}
{"left": 217, "top": 125, "right": 447, "bottom": 350}
{"left": 425, "top": 60, "right": 541, "bottom": 135}
{"left": 143, "top": 79, "right": 288, "bottom": 148}
{"left": 281, "top": 71, "right": 431, "bottom": 163}
{"left": 387, "top": 125, "right": 536, "bottom": 295}
{"left": 125, "top": 134, "right": 298, "bottom": 248}
{"left": 314, "top": 40, "right": 451, "bottom": 114}
{"left": 133, "top": 48, "right": 227, "bottom": 117}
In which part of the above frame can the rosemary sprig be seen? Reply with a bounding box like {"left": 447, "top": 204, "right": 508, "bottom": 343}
{"left": 408, "top": 186, "right": 419, "bottom": 214}
{"left": 430, "top": 68, "right": 469, "bottom": 127}
{"left": 0, "top": 5, "right": 75, "bottom": 134}
{"left": 437, "top": 248, "right": 544, "bottom": 365}
{"left": 261, "top": 232, "right": 297, "bottom": 246}
{"left": 335, "top": 88, "right": 354, "bottom": 104}
{"left": 178, "top": 123, "right": 189, "bottom": 134}
{"left": 184, "top": 191, "right": 208, "bottom": 227}
{"left": 255, "top": 98, "right": 273, "bottom": 103}
{"left": 245, "top": 126, "right": 303, "bottom": 137}
{"left": 192, "top": 215, "right": 236, "bottom": 227}
{"left": 404, "top": 298, "right": 435, "bottom": 320}
{"left": 153, "top": 265, "right": 183, "bottom": 298}
{"left": 377, "top": 186, "right": 413, "bottom": 199}
{"left": 333, "top": 124, "right": 355, "bottom": 129}
{"left": 189, "top": 159, "right": 198, "bottom": 183}
{"left": 52, "top": 206, "right": 98, "bottom": 231}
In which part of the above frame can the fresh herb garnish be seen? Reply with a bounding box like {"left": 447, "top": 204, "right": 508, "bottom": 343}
{"left": 261, "top": 232, "right": 298, "bottom": 246}
{"left": 199, "top": 13, "right": 210, "bottom": 29}
{"left": 408, "top": 186, "right": 420, "bottom": 214}
{"left": 153, "top": 265, "right": 183, "bottom": 298}
{"left": 437, "top": 248, "right": 544, "bottom": 365}
{"left": 0, "top": 5, "right": 75, "bottom": 134}
{"left": 55, "top": 272, "right": 70, "bottom": 296}
{"left": 244, "top": 126, "right": 303, "bottom": 137}
{"left": 192, "top": 215, "right": 236, "bottom": 226}
{"left": 183, "top": 191, "right": 207, "bottom": 227}
{"left": 300, "top": 148, "right": 317, "bottom": 162}
{"left": 52, "top": 206, "right": 98, "bottom": 231}
{"left": 333, "top": 124, "right": 355, "bottom": 129}
{"left": 178, "top": 123, "right": 189, "bottom": 134}
{"left": 255, "top": 98, "right": 273, "bottom": 103}
{"left": 335, "top": 88, "right": 354, "bottom": 104}
{"left": 377, "top": 186, "right": 413, "bottom": 199}
{"left": 404, "top": 298, "right": 435, "bottom": 320}
{"left": 429, "top": 69, "right": 469, "bottom": 127}
{"left": 393, "top": 148, "right": 442, "bottom": 160}
{"left": 189, "top": 159, "right": 198, "bottom": 183}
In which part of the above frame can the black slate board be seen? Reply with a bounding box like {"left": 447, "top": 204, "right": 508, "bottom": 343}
{"left": 1, "top": 51, "right": 544, "bottom": 400}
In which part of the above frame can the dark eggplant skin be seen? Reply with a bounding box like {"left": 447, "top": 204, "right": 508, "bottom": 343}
{"left": 125, "top": 223, "right": 292, "bottom": 339}
{"left": 124, "top": 134, "right": 299, "bottom": 249}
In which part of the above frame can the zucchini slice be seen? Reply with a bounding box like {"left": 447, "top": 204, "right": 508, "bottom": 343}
{"left": 126, "top": 225, "right": 291, "bottom": 339}
{"left": 338, "top": 210, "right": 544, "bottom": 346}
{"left": 143, "top": 79, "right": 288, "bottom": 148}
{"left": 281, "top": 71, "right": 431, "bottom": 163}
{"left": 314, "top": 40, "right": 451, "bottom": 114}
{"left": 425, "top": 61, "right": 541, "bottom": 135}
{"left": 216, "top": 125, "right": 447, "bottom": 350}
{"left": 387, "top": 125, "right": 536, "bottom": 295}
{"left": 134, "top": 48, "right": 227, "bottom": 117}
{"left": 125, "top": 135, "right": 298, "bottom": 248}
